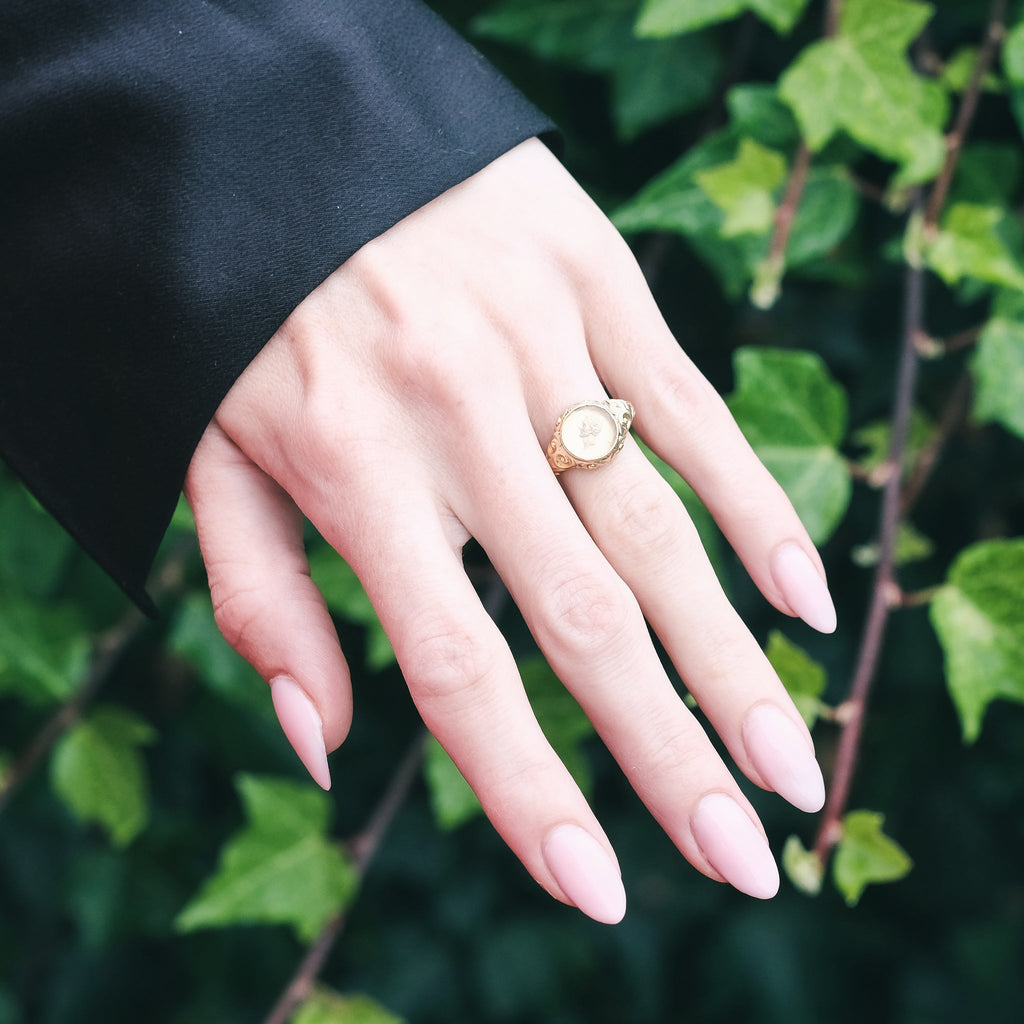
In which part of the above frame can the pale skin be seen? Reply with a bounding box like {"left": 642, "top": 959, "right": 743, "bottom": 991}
{"left": 184, "top": 139, "right": 836, "bottom": 924}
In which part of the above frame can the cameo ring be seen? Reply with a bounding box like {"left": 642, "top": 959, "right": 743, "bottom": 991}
{"left": 546, "top": 399, "right": 635, "bottom": 474}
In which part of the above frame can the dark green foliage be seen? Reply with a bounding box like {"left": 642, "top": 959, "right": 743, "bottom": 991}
{"left": 2, "top": 1, "right": 1024, "bottom": 1021}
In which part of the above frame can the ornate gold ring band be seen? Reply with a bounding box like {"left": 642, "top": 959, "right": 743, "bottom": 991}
{"left": 546, "top": 398, "right": 634, "bottom": 474}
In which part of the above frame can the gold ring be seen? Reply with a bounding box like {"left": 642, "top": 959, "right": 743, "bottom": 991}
{"left": 546, "top": 399, "right": 634, "bottom": 474}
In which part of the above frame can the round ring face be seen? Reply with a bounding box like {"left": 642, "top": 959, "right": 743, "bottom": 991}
{"left": 560, "top": 404, "right": 619, "bottom": 461}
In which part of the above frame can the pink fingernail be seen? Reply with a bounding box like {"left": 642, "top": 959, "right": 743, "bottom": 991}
{"left": 542, "top": 824, "right": 626, "bottom": 924}
{"left": 771, "top": 543, "right": 837, "bottom": 634}
{"left": 743, "top": 704, "right": 826, "bottom": 813}
{"left": 270, "top": 675, "right": 332, "bottom": 791}
{"left": 692, "top": 794, "right": 779, "bottom": 899}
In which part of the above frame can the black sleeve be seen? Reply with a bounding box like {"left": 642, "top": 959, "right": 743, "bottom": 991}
{"left": 0, "top": 0, "right": 553, "bottom": 612}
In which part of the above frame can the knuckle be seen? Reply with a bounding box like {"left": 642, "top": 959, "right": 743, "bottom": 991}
{"left": 404, "top": 618, "right": 502, "bottom": 707}
{"left": 209, "top": 577, "right": 268, "bottom": 656}
{"left": 534, "top": 564, "right": 636, "bottom": 661}
{"left": 606, "top": 476, "right": 682, "bottom": 556}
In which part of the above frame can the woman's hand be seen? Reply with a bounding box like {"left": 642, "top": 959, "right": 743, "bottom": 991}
{"left": 184, "top": 138, "right": 835, "bottom": 924}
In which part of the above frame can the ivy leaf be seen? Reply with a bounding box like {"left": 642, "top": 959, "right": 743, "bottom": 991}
{"left": 0, "top": 594, "right": 91, "bottom": 705}
{"left": 851, "top": 408, "right": 935, "bottom": 482}
{"left": 471, "top": 0, "right": 719, "bottom": 139}
{"left": 778, "top": 0, "right": 947, "bottom": 186}
{"left": 168, "top": 594, "right": 269, "bottom": 715}
{"left": 424, "top": 657, "right": 595, "bottom": 830}
{"left": 726, "top": 348, "right": 851, "bottom": 544}
{"left": 695, "top": 138, "right": 788, "bottom": 237}
{"left": 636, "top": 0, "right": 810, "bottom": 36}
{"left": 764, "top": 631, "right": 827, "bottom": 728}
{"left": 725, "top": 84, "right": 800, "bottom": 148}
{"left": 930, "top": 538, "right": 1024, "bottom": 743}
{"left": 852, "top": 520, "right": 934, "bottom": 568}
{"left": 308, "top": 544, "right": 395, "bottom": 671}
{"left": 782, "top": 834, "right": 824, "bottom": 895}
{"left": 51, "top": 706, "right": 156, "bottom": 848}
{"left": 941, "top": 46, "right": 1002, "bottom": 93}
{"left": 423, "top": 736, "right": 482, "bottom": 831}
{"left": 833, "top": 810, "right": 913, "bottom": 906}
{"left": 176, "top": 775, "right": 358, "bottom": 942}
{"left": 0, "top": 473, "right": 75, "bottom": 599}
{"left": 291, "top": 987, "right": 405, "bottom": 1024}
{"left": 971, "top": 296, "right": 1024, "bottom": 440}
{"left": 1003, "top": 19, "right": 1024, "bottom": 85}
{"left": 924, "top": 203, "right": 1024, "bottom": 292}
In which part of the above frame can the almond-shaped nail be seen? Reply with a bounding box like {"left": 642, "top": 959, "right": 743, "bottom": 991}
{"left": 270, "top": 675, "right": 331, "bottom": 791}
{"left": 771, "top": 543, "right": 837, "bottom": 634}
{"left": 542, "top": 824, "right": 626, "bottom": 924}
{"left": 743, "top": 704, "right": 825, "bottom": 813}
{"left": 692, "top": 794, "right": 779, "bottom": 899}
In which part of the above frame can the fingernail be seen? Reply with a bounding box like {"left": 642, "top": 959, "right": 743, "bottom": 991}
{"left": 743, "top": 704, "right": 825, "bottom": 813}
{"left": 542, "top": 824, "right": 626, "bottom": 924}
{"left": 270, "top": 675, "right": 332, "bottom": 791}
{"left": 771, "top": 543, "right": 837, "bottom": 634}
{"left": 691, "top": 793, "right": 779, "bottom": 899}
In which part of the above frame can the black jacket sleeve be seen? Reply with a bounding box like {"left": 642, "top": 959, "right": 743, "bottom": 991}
{"left": 0, "top": 0, "right": 552, "bottom": 612}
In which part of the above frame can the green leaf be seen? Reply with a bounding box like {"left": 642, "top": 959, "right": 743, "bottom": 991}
{"left": 764, "top": 631, "right": 827, "bottom": 728}
{"left": 971, "top": 304, "right": 1024, "bottom": 439}
{"left": 423, "top": 736, "right": 483, "bottom": 831}
{"left": 51, "top": 706, "right": 156, "bottom": 847}
{"left": 851, "top": 520, "right": 934, "bottom": 568}
{"left": 424, "top": 657, "right": 595, "bottom": 831}
{"left": 473, "top": 1, "right": 719, "bottom": 139}
{"left": 782, "top": 834, "right": 824, "bottom": 895}
{"left": 725, "top": 84, "right": 800, "bottom": 148}
{"left": 308, "top": 545, "right": 396, "bottom": 671}
{"left": 924, "top": 202, "right": 1024, "bottom": 292}
{"left": 291, "top": 988, "right": 405, "bottom": 1024}
{"left": 930, "top": 538, "right": 1024, "bottom": 742}
{"left": 0, "top": 594, "right": 91, "bottom": 705}
{"left": 168, "top": 594, "right": 269, "bottom": 714}
{"left": 833, "top": 810, "right": 913, "bottom": 906}
{"left": 695, "top": 138, "right": 788, "bottom": 237}
{"left": 778, "top": 0, "right": 947, "bottom": 186}
{"left": 851, "top": 407, "right": 935, "bottom": 482}
{"left": 636, "top": 0, "right": 809, "bottom": 36}
{"left": 0, "top": 475, "right": 75, "bottom": 599}
{"left": 942, "top": 46, "right": 1002, "bottom": 93}
{"left": 726, "top": 348, "right": 852, "bottom": 544}
{"left": 1003, "top": 20, "right": 1024, "bottom": 85}
{"left": 177, "top": 775, "right": 357, "bottom": 943}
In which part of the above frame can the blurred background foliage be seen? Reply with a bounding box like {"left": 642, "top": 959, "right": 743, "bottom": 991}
{"left": 2, "top": 1, "right": 1024, "bottom": 1021}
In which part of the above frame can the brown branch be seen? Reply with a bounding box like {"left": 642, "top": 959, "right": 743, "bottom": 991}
{"left": 0, "top": 540, "right": 190, "bottom": 813}
{"left": 262, "top": 732, "right": 428, "bottom": 1024}
{"left": 811, "top": 0, "right": 1007, "bottom": 869}
{"left": 814, "top": 254, "right": 925, "bottom": 863}
{"left": 923, "top": 0, "right": 1008, "bottom": 233}
{"left": 899, "top": 371, "right": 973, "bottom": 516}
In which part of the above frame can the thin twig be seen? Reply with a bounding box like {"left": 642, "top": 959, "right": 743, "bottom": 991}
{"left": 923, "top": 0, "right": 1008, "bottom": 232}
{"left": 814, "top": 254, "right": 924, "bottom": 863}
{"left": 899, "top": 372, "right": 973, "bottom": 516}
{"left": 262, "top": 732, "right": 428, "bottom": 1024}
{"left": 812, "top": 4, "right": 1004, "bottom": 863}
{"left": 0, "top": 540, "right": 190, "bottom": 812}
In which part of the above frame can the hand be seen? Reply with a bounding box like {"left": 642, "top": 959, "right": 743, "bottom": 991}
{"left": 184, "top": 138, "right": 835, "bottom": 924}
